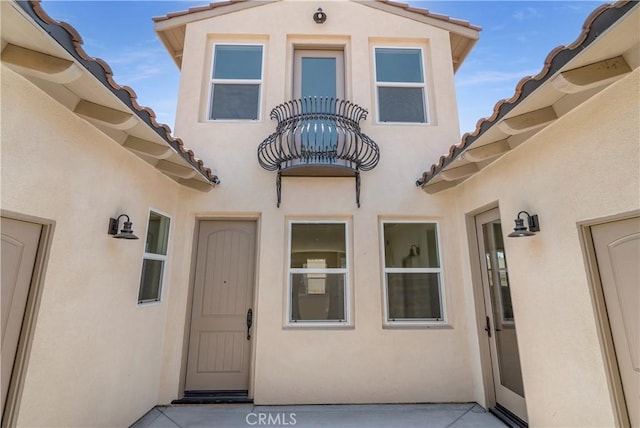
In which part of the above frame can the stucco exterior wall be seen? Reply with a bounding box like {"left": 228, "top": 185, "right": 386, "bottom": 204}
{"left": 1, "top": 67, "right": 187, "bottom": 427}
{"left": 453, "top": 69, "right": 640, "bottom": 426}
{"left": 159, "top": 1, "right": 479, "bottom": 405}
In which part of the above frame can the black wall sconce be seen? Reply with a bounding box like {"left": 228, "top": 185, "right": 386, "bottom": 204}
{"left": 508, "top": 211, "right": 540, "bottom": 238}
{"left": 313, "top": 8, "right": 327, "bottom": 24}
{"left": 108, "top": 214, "right": 139, "bottom": 239}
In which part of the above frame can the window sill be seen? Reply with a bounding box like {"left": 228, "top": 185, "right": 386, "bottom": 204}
{"left": 284, "top": 321, "right": 353, "bottom": 330}
{"left": 383, "top": 321, "right": 452, "bottom": 330}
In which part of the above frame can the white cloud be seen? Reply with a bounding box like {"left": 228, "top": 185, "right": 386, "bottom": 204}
{"left": 513, "top": 7, "right": 542, "bottom": 21}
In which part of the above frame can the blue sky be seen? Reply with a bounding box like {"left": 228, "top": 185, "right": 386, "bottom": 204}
{"left": 41, "top": 0, "right": 605, "bottom": 136}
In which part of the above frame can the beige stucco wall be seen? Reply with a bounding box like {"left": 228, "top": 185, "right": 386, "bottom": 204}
{"left": 158, "top": 0, "right": 479, "bottom": 405}
{"left": 452, "top": 69, "right": 640, "bottom": 426}
{"left": 1, "top": 67, "right": 189, "bottom": 427}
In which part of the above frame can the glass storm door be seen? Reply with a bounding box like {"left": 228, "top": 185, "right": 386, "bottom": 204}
{"left": 476, "top": 208, "right": 527, "bottom": 423}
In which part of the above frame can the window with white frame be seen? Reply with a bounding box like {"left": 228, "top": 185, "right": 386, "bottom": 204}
{"left": 381, "top": 222, "right": 445, "bottom": 324}
{"left": 138, "top": 211, "right": 170, "bottom": 304}
{"left": 209, "top": 44, "right": 263, "bottom": 120}
{"left": 374, "top": 47, "right": 427, "bottom": 123}
{"left": 288, "top": 222, "right": 348, "bottom": 324}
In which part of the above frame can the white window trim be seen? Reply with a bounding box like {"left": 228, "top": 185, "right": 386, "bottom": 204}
{"left": 372, "top": 46, "right": 430, "bottom": 125}
{"left": 138, "top": 208, "right": 172, "bottom": 306}
{"left": 285, "top": 220, "right": 351, "bottom": 328}
{"left": 380, "top": 220, "right": 447, "bottom": 327}
{"left": 207, "top": 43, "right": 265, "bottom": 122}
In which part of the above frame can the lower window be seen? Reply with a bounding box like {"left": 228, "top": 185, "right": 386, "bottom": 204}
{"left": 381, "top": 221, "right": 445, "bottom": 324}
{"left": 138, "top": 211, "right": 170, "bottom": 304}
{"left": 287, "top": 221, "right": 349, "bottom": 324}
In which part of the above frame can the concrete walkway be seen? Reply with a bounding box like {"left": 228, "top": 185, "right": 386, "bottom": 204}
{"left": 131, "top": 403, "right": 506, "bottom": 428}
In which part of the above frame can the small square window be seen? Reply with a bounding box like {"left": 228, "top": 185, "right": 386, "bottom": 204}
{"left": 138, "top": 211, "right": 170, "bottom": 304}
{"left": 287, "top": 222, "right": 349, "bottom": 324}
{"left": 209, "top": 44, "right": 263, "bottom": 120}
{"left": 381, "top": 222, "right": 445, "bottom": 324}
{"left": 374, "top": 48, "right": 428, "bottom": 123}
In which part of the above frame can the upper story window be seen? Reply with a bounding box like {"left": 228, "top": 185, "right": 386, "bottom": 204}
{"left": 209, "top": 44, "right": 263, "bottom": 120}
{"left": 374, "top": 47, "right": 427, "bottom": 124}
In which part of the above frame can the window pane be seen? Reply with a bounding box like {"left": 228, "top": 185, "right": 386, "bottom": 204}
{"left": 145, "top": 212, "right": 170, "bottom": 255}
{"left": 387, "top": 273, "right": 441, "bottom": 320}
{"left": 301, "top": 57, "right": 336, "bottom": 98}
{"left": 139, "top": 259, "right": 163, "bottom": 302}
{"left": 210, "top": 84, "right": 260, "bottom": 120}
{"left": 290, "top": 223, "right": 346, "bottom": 268}
{"left": 383, "top": 223, "right": 439, "bottom": 268}
{"left": 290, "top": 273, "right": 345, "bottom": 321}
{"left": 378, "top": 87, "right": 426, "bottom": 123}
{"left": 375, "top": 48, "right": 423, "bottom": 83}
{"left": 213, "top": 45, "right": 262, "bottom": 79}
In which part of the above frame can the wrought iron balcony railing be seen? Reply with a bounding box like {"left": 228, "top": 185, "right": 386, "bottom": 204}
{"left": 257, "top": 97, "right": 380, "bottom": 207}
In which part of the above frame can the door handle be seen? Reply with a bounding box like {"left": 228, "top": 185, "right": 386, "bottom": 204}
{"left": 246, "top": 308, "right": 253, "bottom": 340}
{"left": 484, "top": 316, "right": 492, "bottom": 338}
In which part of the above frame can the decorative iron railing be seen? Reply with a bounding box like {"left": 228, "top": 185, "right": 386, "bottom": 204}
{"left": 257, "top": 97, "right": 380, "bottom": 207}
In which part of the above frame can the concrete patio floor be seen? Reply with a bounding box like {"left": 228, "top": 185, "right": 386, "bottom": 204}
{"left": 131, "top": 403, "right": 506, "bottom": 428}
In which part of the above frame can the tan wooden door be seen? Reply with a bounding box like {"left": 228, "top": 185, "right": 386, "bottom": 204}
{"left": 592, "top": 216, "right": 639, "bottom": 427}
{"left": 1, "top": 217, "right": 42, "bottom": 413}
{"left": 476, "top": 208, "right": 527, "bottom": 423}
{"left": 185, "top": 221, "right": 256, "bottom": 391}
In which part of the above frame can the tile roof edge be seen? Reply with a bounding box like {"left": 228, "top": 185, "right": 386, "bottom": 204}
{"left": 20, "top": 0, "right": 219, "bottom": 186}
{"left": 416, "top": 0, "right": 635, "bottom": 188}
{"left": 152, "top": 0, "right": 481, "bottom": 32}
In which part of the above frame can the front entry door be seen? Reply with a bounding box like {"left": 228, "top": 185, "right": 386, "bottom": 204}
{"left": 1, "top": 217, "right": 42, "bottom": 415}
{"left": 476, "top": 208, "right": 527, "bottom": 423}
{"left": 591, "top": 216, "right": 639, "bottom": 427}
{"left": 185, "top": 221, "right": 256, "bottom": 391}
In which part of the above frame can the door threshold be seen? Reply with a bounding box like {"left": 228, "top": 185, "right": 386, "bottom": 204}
{"left": 490, "top": 404, "right": 527, "bottom": 428}
{"left": 172, "top": 390, "right": 252, "bottom": 405}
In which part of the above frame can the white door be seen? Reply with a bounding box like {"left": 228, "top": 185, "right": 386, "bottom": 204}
{"left": 591, "top": 216, "right": 639, "bottom": 427}
{"left": 185, "top": 221, "right": 256, "bottom": 391}
{"left": 476, "top": 208, "right": 527, "bottom": 423}
{"left": 1, "top": 217, "right": 42, "bottom": 414}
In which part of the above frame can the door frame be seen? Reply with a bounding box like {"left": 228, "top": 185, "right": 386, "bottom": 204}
{"left": 178, "top": 215, "right": 261, "bottom": 399}
{"left": 578, "top": 210, "right": 639, "bottom": 428}
{"left": 466, "top": 203, "right": 530, "bottom": 421}
{"left": 1, "top": 210, "right": 54, "bottom": 428}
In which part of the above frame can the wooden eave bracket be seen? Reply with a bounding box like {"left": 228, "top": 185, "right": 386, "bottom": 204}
{"left": 123, "top": 136, "right": 173, "bottom": 159}
{"left": 552, "top": 56, "right": 631, "bottom": 94}
{"left": 156, "top": 159, "right": 197, "bottom": 179}
{"left": 1, "top": 43, "right": 82, "bottom": 83}
{"left": 178, "top": 177, "right": 215, "bottom": 192}
{"left": 440, "top": 163, "right": 480, "bottom": 181}
{"left": 463, "top": 139, "right": 511, "bottom": 162}
{"left": 498, "top": 106, "right": 557, "bottom": 134}
{"left": 422, "top": 179, "right": 459, "bottom": 194}
{"left": 73, "top": 99, "right": 137, "bottom": 130}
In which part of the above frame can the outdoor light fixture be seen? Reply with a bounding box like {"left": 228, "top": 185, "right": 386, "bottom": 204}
{"left": 313, "top": 7, "right": 327, "bottom": 23}
{"left": 108, "top": 214, "right": 139, "bottom": 239}
{"left": 507, "top": 211, "right": 540, "bottom": 238}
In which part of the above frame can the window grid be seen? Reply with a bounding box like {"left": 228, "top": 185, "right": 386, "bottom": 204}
{"left": 138, "top": 210, "right": 171, "bottom": 305}
{"left": 381, "top": 221, "right": 446, "bottom": 325}
{"left": 208, "top": 43, "right": 264, "bottom": 121}
{"left": 373, "top": 47, "right": 429, "bottom": 124}
{"left": 286, "top": 220, "right": 350, "bottom": 326}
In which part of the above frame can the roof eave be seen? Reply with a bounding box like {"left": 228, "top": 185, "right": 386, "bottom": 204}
{"left": 6, "top": 0, "right": 219, "bottom": 191}
{"left": 418, "top": 0, "right": 639, "bottom": 193}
